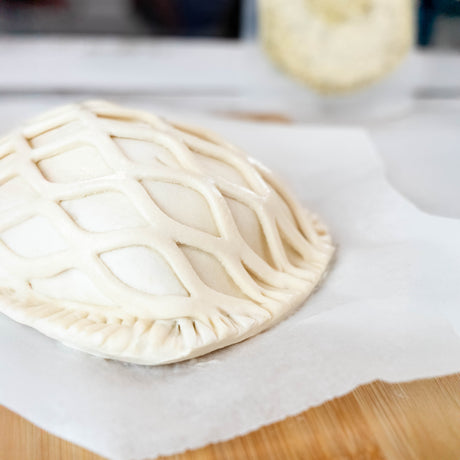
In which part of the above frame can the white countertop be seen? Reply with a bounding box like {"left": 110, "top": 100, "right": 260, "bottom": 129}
{"left": 0, "top": 37, "right": 459, "bottom": 218}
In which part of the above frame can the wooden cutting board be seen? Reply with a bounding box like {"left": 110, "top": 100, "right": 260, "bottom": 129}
{"left": 2, "top": 112, "right": 460, "bottom": 460}
{"left": 2, "top": 374, "right": 460, "bottom": 460}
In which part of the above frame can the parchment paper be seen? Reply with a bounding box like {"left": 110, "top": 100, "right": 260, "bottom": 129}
{"left": 1, "top": 114, "right": 460, "bottom": 460}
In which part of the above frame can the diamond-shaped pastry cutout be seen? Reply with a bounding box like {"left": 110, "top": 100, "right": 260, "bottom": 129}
{"left": 61, "top": 191, "right": 146, "bottom": 232}
{"left": 37, "top": 144, "right": 112, "bottom": 183}
{"left": 1, "top": 216, "right": 68, "bottom": 258}
{"left": 225, "top": 196, "right": 274, "bottom": 267}
{"left": 181, "top": 245, "right": 246, "bottom": 298}
{"left": 28, "top": 120, "right": 85, "bottom": 149}
{"left": 0, "top": 176, "right": 38, "bottom": 213}
{"left": 142, "top": 180, "right": 219, "bottom": 236}
{"left": 281, "top": 235, "right": 306, "bottom": 269}
{"left": 100, "top": 246, "right": 188, "bottom": 296}
{"left": 114, "top": 137, "right": 178, "bottom": 168}
{"left": 269, "top": 185, "right": 297, "bottom": 226}
{"left": 194, "top": 152, "right": 250, "bottom": 189}
{"left": 31, "top": 268, "right": 115, "bottom": 306}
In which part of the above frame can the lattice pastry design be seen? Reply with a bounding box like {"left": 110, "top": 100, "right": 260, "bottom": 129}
{"left": 0, "top": 101, "right": 333, "bottom": 364}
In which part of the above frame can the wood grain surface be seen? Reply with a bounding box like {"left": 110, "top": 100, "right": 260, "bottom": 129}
{"left": 2, "top": 374, "right": 460, "bottom": 460}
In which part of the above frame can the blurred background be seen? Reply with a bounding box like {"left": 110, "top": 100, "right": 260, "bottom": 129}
{"left": 0, "top": 0, "right": 458, "bottom": 220}
{"left": 0, "top": 0, "right": 459, "bottom": 48}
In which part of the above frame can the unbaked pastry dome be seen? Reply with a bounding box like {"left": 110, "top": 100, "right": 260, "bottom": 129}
{"left": 0, "top": 101, "right": 333, "bottom": 364}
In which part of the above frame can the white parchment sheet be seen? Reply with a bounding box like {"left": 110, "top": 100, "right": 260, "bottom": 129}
{"left": 1, "top": 113, "right": 460, "bottom": 460}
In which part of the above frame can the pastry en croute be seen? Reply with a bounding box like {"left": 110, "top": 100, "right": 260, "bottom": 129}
{"left": 0, "top": 101, "right": 333, "bottom": 365}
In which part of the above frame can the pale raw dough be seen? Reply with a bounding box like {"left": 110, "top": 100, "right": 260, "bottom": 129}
{"left": 0, "top": 101, "right": 333, "bottom": 365}
{"left": 259, "top": 0, "right": 413, "bottom": 93}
